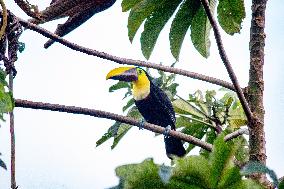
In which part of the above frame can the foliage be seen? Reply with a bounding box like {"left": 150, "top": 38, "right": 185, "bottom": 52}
{"left": 121, "top": 0, "right": 245, "bottom": 59}
{"left": 0, "top": 68, "right": 14, "bottom": 121}
{"left": 0, "top": 67, "right": 13, "bottom": 171}
{"left": 110, "top": 135, "right": 263, "bottom": 189}
{"left": 173, "top": 88, "right": 248, "bottom": 162}
{"left": 0, "top": 152, "right": 7, "bottom": 170}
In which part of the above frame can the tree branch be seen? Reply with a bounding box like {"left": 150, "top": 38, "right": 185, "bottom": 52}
{"left": 9, "top": 73, "right": 17, "bottom": 189}
{"left": 224, "top": 128, "right": 248, "bottom": 141}
{"left": 200, "top": 0, "right": 253, "bottom": 121}
{"left": 15, "top": 99, "right": 250, "bottom": 152}
{"left": 15, "top": 98, "right": 213, "bottom": 151}
{"left": 17, "top": 18, "right": 235, "bottom": 91}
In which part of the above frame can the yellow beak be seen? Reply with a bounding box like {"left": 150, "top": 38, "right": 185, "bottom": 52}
{"left": 106, "top": 67, "right": 138, "bottom": 82}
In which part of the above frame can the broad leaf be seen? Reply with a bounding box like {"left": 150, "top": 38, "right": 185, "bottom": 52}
{"left": 0, "top": 157, "right": 7, "bottom": 170}
{"left": 109, "top": 81, "right": 130, "bottom": 93}
{"left": 173, "top": 156, "right": 213, "bottom": 188}
{"left": 173, "top": 99, "right": 206, "bottom": 119}
{"left": 122, "top": 0, "right": 144, "bottom": 12}
{"left": 141, "top": 0, "right": 181, "bottom": 59}
{"left": 111, "top": 107, "right": 141, "bottom": 149}
{"left": 210, "top": 134, "right": 236, "bottom": 187}
{"left": 217, "top": 0, "right": 245, "bottom": 35}
{"left": 170, "top": 0, "right": 200, "bottom": 60}
{"left": 128, "top": 0, "right": 166, "bottom": 42}
{"left": 190, "top": 0, "right": 216, "bottom": 58}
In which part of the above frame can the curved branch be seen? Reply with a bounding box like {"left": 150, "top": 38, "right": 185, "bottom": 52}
{"left": 15, "top": 99, "right": 213, "bottom": 151}
{"left": 224, "top": 128, "right": 248, "bottom": 141}
{"left": 17, "top": 18, "right": 235, "bottom": 91}
{"left": 200, "top": 0, "right": 252, "bottom": 121}
{"left": 0, "top": 0, "right": 7, "bottom": 39}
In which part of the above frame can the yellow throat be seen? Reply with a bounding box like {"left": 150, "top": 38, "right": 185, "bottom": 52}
{"left": 132, "top": 68, "right": 150, "bottom": 101}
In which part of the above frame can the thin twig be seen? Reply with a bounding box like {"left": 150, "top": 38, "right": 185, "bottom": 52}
{"left": 9, "top": 73, "right": 17, "bottom": 189}
{"left": 224, "top": 128, "right": 248, "bottom": 141}
{"left": 17, "top": 18, "right": 235, "bottom": 91}
{"left": 0, "top": 0, "right": 7, "bottom": 39}
{"left": 15, "top": 99, "right": 213, "bottom": 151}
{"left": 200, "top": 0, "right": 252, "bottom": 121}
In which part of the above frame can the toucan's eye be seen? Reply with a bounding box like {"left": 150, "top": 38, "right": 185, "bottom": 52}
{"left": 137, "top": 69, "right": 143, "bottom": 75}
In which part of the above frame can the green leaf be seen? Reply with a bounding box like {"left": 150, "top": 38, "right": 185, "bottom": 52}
{"left": 173, "top": 99, "right": 206, "bottom": 119}
{"left": 170, "top": 0, "right": 200, "bottom": 60}
{"left": 141, "top": 0, "right": 181, "bottom": 59}
{"left": 122, "top": 0, "right": 144, "bottom": 12}
{"left": 217, "top": 0, "right": 245, "bottom": 35}
{"left": 190, "top": 0, "right": 216, "bottom": 58}
{"left": 217, "top": 166, "right": 242, "bottom": 188}
{"left": 111, "top": 107, "right": 141, "bottom": 149}
{"left": 109, "top": 81, "right": 130, "bottom": 92}
{"left": 241, "top": 161, "right": 279, "bottom": 187}
{"left": 227, "top": 179, "right": 264, "bottom": 189}
{"left": 279, "top": 178, "right": 284, "bottom": 189}
{"left": 128, "top": 0, "right": 166, "bottom": 42}
{"left": 115, "top": 158, "right": 164, "bottom": 188}
{"left": 96, "top": 122, "right": 121, "bottom": 147}
{"left": 234, "top": 136, "right": 249, "bottom": 164}
{"left": 173, "top": 156, "right": 213, "bottom": 188}
{"left": 176, "top": 116, "right": 207, "bottom": 153}
{"left": 200, "top": 128, "right": 216, "bottom": 158}
{"left": 0, "top": 157, "right": 7, "bottom": 170}
{"left": 122, "top": 98, "right": 135, "bottom": 112}
{"left": 210, "top": 134, "right": 236, "bottom": 187}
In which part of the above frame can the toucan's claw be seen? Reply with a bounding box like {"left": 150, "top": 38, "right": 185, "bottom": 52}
{"left": 138, "top": 119, "right": 145, "bottom": 130}
{"left": 163, "top": 125, "right": 172, "bottom": 138}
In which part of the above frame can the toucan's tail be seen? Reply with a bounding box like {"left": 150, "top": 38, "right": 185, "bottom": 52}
{"left": 164, "top": 136, "right": 186, "bottom": 159}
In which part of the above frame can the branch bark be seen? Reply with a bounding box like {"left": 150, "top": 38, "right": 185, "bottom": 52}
{"left": 17, "top": 18, "right": 235, "bottom": 91}
{"left": 14, "top": 99, "right": 249, "bottom": 152}
{"left": 15, "top": 99, "right": 213, "bottom": 151}
{"left": 199, "top": 0, "right": 252, "bottom": 121}
{"left": 9, "top": 73, "right": 17, "bottom": 189}
{"left": 247, "top": 0, "right": 267, "bottom": 184}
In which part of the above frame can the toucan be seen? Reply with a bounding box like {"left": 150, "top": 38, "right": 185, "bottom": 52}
{"left": 106, "top": 66, "right": 186, "bottom": 159}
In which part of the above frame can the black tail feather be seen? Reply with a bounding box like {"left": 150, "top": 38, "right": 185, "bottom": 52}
{"left": 164, "top": 136, "right": 186, "bottom": 159}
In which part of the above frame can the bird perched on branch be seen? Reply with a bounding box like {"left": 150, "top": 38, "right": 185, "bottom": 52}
{"left": 29, "top": 0, "right": 116, "bottom": 48}
{"left": 106, "top": 67, "right": 186, "bottom": 159}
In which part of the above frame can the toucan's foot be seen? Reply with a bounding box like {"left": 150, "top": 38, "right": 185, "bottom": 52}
{"left": 138, "top": 119, "right": 145, "bottom": 130}
{"left": 163, "top": 125, "right": 172, "bottom": 138}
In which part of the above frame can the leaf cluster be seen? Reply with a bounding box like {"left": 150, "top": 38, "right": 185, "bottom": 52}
{"left": 110, "top": 135, "right": 263, "bottom": 189}
{"left": 122, "top": 0, "right": 245, "bottom": 59}
{"left": 173, "top": 89, "right": 248, "bottom": 163}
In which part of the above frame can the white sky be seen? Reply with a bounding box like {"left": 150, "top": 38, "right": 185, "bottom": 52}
{"left": 0, "top": 1, "right": 283, "bottom": 188}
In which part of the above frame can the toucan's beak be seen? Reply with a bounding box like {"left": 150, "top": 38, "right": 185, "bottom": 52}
{"left": 106, "top": 67, "right": 138, "bottom": 82}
